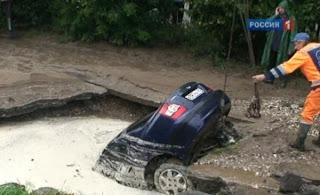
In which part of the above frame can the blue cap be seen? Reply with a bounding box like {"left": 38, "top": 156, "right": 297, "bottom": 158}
{"left": 292, "top": 33, "right": 310, "bottom": 42}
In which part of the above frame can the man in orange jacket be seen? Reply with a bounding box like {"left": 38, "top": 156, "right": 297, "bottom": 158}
{"left": 253, "top": 32, "right": 320, "bottom": 151}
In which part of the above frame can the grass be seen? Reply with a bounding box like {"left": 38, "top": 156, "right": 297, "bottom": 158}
{"left": 210, "top": 145, "right": 237, "bottom": 155}
{"left": 0, "top": 183, "right": 74, "bottom": 195}
{"left": 0, "top": 184, "right": 28, "bottom": 195}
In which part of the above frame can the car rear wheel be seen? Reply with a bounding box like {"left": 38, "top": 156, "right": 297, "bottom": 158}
{"left": 154, "top": 163, "right": 193, "bottom": 195}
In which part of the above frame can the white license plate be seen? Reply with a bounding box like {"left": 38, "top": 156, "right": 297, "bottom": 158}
{"left": 185, "top": 88, "right": 204, "bottom": 101}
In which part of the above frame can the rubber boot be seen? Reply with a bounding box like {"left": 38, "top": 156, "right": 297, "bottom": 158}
{"left": 280, "top": 77, "right": 287, "bottom": 89}
{"left": 290, "top": 123, "right": 311, "bottom": 151}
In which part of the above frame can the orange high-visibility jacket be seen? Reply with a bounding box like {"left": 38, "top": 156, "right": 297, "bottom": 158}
{"left": 265, "top": 43, "right": 320, "bottom": 89}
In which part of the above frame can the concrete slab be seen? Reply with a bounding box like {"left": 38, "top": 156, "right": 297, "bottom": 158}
{"left": 0, "top": 71, "right": 107, "bottom": 117}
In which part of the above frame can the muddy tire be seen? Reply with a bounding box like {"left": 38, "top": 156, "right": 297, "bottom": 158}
{"left": 154, "top": 163, "right": 193, "bottom": 195}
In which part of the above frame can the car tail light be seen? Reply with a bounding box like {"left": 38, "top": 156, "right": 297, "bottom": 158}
{"left": 159, "top": 103, "right": 187, "bottom": 120}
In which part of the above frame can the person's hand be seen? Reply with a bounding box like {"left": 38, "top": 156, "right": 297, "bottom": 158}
{"left": 275, "top": 7, "right": 279, "bottom": 15}
{"left": 252, "top": 74, "right": 266, "bottom": 83}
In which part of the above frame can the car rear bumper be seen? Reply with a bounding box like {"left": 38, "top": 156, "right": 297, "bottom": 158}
{"left": 94, "top": 147, "right": 149, "bottom": 189}
{"left": 94, "top": 134, "right": 185, "bottom": 189}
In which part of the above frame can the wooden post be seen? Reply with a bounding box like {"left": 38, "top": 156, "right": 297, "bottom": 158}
{"left": 6, "top": 0, "right": 12, "bottom": 33}
{"left": 227, "top": 5, "right": 236, "bottom": 61}
{"left": 1, "top": 0, "right": 13, "bottom": 37}
{"left": 237, "top": 0, "right": 256, "bottom": 67}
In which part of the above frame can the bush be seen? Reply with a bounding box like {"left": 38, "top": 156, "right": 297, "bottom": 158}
{"left": 0, "top": 184, "right": 28, "bottom": 195}
{"left": 0, "top": 0, "right": 318, "bottom": 60}
{"left": 52, "top": 0, "right": 180, "bottom": 45}
{"left": 185, "top": 0, "right": 236, "bottom": 60}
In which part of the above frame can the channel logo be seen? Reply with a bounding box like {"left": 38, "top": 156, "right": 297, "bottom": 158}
{"left": 248, "top": 19, "right": 294, "bottom": 31}
{"left": 283, "top": 19, "right": 294, "bottom": 31}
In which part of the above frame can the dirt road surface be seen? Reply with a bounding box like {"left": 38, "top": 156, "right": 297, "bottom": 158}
{"left": 0, "top": 33, "right": 311, "bottom": 112}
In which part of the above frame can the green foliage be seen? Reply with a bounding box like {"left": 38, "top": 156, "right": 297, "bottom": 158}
{"left": 0, "top": 0, "right": 319, "bottom": 58}
{"left": 52, "top": 0, "right": 179, "bottom": 45}
{"left": 12, "top": 0, "right": 52, "bottom": 28}
{"left": 185, "top": 0, "right": 276, "bottom": 61}
{"left": 0, "top": 183, "right": 72, "bottom": 195}
{"left": 211, "top": 145, "right": 236, "bottom": 155}
{"left": 186, "top": 0, "right": 235, "bottom": 59}
{"left": 294, "top": 0, "right": 320, "bottom": 40}
{"left": 0, "top": 184, "right": 28, "bottom": 195}
{"left": 0, "top": 13, "right": 5, "bottom": 30}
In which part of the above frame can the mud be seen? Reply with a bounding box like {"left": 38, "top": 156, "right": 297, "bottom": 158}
{"left": 0, "top": 33, "right": 311, "bottom": 114}
{"left": 0, "top": 94, "right": 155, "bottom": 124}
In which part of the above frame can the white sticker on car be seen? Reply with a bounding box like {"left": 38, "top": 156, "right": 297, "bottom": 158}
{"left": 185, "top": 88, "right": 204, "bottom": 101}
{"left": 165, "top": 104, "right": 180, "bottom": 116}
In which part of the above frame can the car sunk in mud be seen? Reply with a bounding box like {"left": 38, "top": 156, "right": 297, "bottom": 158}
{"left": 94, "top": 82, "right": 233, "bottom": 194}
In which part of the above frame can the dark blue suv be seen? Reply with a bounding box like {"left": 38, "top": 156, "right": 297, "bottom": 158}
{"left": 94, "top": 82, "right": 232, "bottom": 194}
